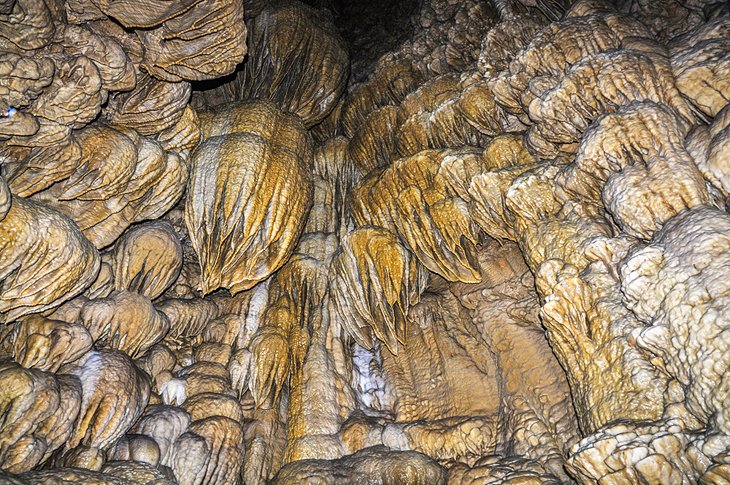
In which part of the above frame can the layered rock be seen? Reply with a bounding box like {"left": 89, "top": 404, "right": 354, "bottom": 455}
{"left": 2, "top": 0, "right": 730, "bottom": 483}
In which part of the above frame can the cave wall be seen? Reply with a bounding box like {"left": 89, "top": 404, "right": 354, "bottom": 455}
{"left": 1, "top": 0, "right": 730, "bottom": 483}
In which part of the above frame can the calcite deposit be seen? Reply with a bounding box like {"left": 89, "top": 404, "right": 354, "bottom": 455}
{"left": 1, "top": 0, "right": 730, "bottom": 483}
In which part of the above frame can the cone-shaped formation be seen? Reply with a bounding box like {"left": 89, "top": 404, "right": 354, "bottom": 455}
{"left": 351, "top": 148, "right": 484, "bottom": 283}
{"left": 330, "top": 227, "right": 427, "bottom": 354}
{"left": 185, "top": 100, "right": 313, "bottom": 295}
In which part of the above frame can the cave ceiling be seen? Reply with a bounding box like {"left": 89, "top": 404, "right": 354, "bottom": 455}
{"left": 1, "top": 0, "right": 730, "bottom": 483}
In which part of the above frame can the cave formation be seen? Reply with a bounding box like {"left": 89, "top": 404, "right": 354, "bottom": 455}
{"left": 1, "top": 0, "right": 730, "bottom": 483}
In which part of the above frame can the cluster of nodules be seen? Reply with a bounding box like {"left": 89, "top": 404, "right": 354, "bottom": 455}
{"left": 1, "top": 0, "right": 730, "bottom": 483}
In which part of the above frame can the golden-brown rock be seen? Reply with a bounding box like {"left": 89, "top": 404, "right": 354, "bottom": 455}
{"left": 466, "top": 135, "right": 539, "bottom": 241}
{"left": 526, "top": 49, "right": 700, "bottom": 158}
{"left": 228, "top": 347, "right": 253, "bottom": 399}
{"left": 5, "top": 2, "right": 730, "bottom": 483}
{"left": 138, "top": 0, "right": 246, "bottom": 83}
{"left": 330, "top": 227, "right": 427, "bottom": 354}
{"left": 3, "top": 137, "right": 81, "bottom": 196}
{"left": 0, "top": 53, "right": 54, "bottom": 114}
{"left": 157, "top": 297, "right": 221, "bottom": 338}
{"left": 536, "top": 249, "right": 668, "bottom": 433}
{"left": 0, "top": 106, "right": 39, "bottom": 139}
{"left": 132, "top": 405, "right": 192, "bottom": 468}
{"left": 62, "top": 350, "right": 150, "bottom": 469}
{"left": 557, "top": 101, "right": 709, "bottom": 239}
{"left": 35, "top": 374, "right": 84, "bottom": 464}
{"left": 249, "top": 300, "right": 297, "bottom": 407}
{"left": 155, "top": 105, "right": 201, "bottom": 159}
{"left": 403, "top": 0, "right": 496, "bottom": 76}
{"left": 394, "top": 97, "right": 490, "bottom": 159}
{"left": 28, "top": 55, "right": 104, "bottom": 130}
{"left": 172, "top": 416, "right": 244, "bottom": 485}
{"left": 110, "top": 221, "right": 183, "bottom": 299}
{"left": 351, "top": 148, "right": 483, "bottom": 283}
{"left": 701, "top": 461, "right": 730, "bottom": 484}
{"left": 477, "top": 16, "right": 542, "bottom": 78}
{"left": 136, "top": 344, "right": 176, "bottom": 386}
{"left": 61, "top": 25, "right": 136, "bottom": 92}
{"left": 85, "top": 17, "right": 145, "bottom": 64}
{"left": 670, "top": 17, "right": 730, "bottom": 118}
{"left": 192, "top": 341, "right": 230, "bottom": 367}
{"left": 185, "top": 100, "right": 313, "bottom": 294}
{"left": 80, "top": 290, "right": 171, "bottom": 358}
{"left": 491, "top": 13, "right": 653, "bottom": 118}
{"left": 183, "top": 392, "right": 242, "bottom": 422}
{"left": 49, "top": 124, "right": 137, "bottom": 201}
{"left": 104, "top": 73, "right": 190, "bottom": 136}
{"left": 563, "top": 0, "right": 618, "bottom": 18}
{"left": 108, "top": 434, "right": 161, "bottom": 467}
{"left": 621, "top": 0, "right": 707, "bottom": 42}
{"left": 400, "top": 73, "right": 462, "bottom": 118}
{"left": 10, "top": 315, "right": 92, "bottom": 372}
{"left": 83, "top": 258, "right": 114, "bottom": 300}
{"left": 310, "top": 96, "right": 344, "bottom": 144}
{"left": 30, "top": 125, "right": 188, "bottom": 248}
{"left": 468, "top": 165, "right": 535, "bottom": 242}
{"left": 0, "top": 363, "right": 81, "bottom": 472}
{"left": 311, "top": 137, "right": 361, "bottom": 239}
{"left": 5, "top": 460, "right": 176, "bottom": 484}
{"left": 272, "top": 446, "right": 447, "bottom": 485}
{"left": 690, "top": 103, "right": 730, "bottom": 198}
{"left": 262, "top": 229, "right": 345, "bottom": 463}
{"left": 372, "top": 292, "right": 502, "bottom": 456}
{"left": 348, "top": 105, "right": 404, "bottom": 174}
{"left": 448, "top": 456, "right": 562, "bottom": 485}
{"left": 0, "top": 178, "right": 100, "bottom": 322}
{"left": 566, "top": 419, "right": 708, "bottom": 484}
{"left": 450, "top": 242, "right": 579, "bottom": 478}
{"left": 233, "top": 1, "right": 348, "bottom": 127}
{"left": 202, "top": 314, "right": 248, "bottom": 348}
{"left": 0, "top": 0, "right": 54, "bottom": 53}
{"left": 342, "top": 242, "right": 579, "bottom": 475}
{"left": 456, "top": 80, "right": 505, "bottom": 137}
{"left": 85, "top": 0, "right": 203, "bottom": 28}
{"left": 471, "top": 163, "right": 668, "bottom": 432}
{"left": 5, "top": 114, "right": 72, "bottom": 147}
{"left": 387, "top": 73, "right": 499, "bottom": 159}
{"left": 341, "top": 57, "right": 425, "bottom": 138}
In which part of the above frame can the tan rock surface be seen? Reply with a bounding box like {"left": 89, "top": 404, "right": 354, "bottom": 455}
{"left": 3, "top": 1, "right": 730, "bottom": 483}
{"left": 186, "top": 99, "right": 313, "bottom": 294}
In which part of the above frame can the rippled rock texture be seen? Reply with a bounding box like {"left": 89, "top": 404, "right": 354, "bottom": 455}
{"left": 1, "top": 0, "right": 730, "bottom": 483}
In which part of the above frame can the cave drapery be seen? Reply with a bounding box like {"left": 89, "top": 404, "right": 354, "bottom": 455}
{"left": 1, "top": 0, "right": 730, "bottom": 483}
